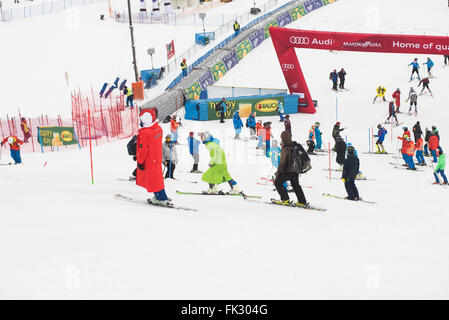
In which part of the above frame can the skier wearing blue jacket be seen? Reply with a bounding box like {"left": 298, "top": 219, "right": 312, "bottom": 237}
{"left": 233, "top": 111, "right": 244, "bottom": 139}
{"left": 373, "top": 124, "right": 388, "bottom": 153}
{"left": 423, "top": 57, "right": 434, "bottom": 77}
{"left": 187, "top": 132, "right": 202, "bottom": 173}
{"left": 408, "top": 58, "right": 420, "bottom": 81}
{"left": 329, "top": 69, "right": 338, "bottom": 90}
{"left": 246, "top": 112, "right": 257, "bottom": 139}
{"left": 314, "top": 122, "right": 323, "bottom": 151}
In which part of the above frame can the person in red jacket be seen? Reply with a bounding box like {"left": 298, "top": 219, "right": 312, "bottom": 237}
{"left": 20, "top": 118, "right": 32, "bottom": 143}
{"left": 1, "top": 136, "right": 24, "bottom": 164}
{"left": 256, "top": 120, "right": 264, "bottom": 149}
{"left": 392, "top": 88, "right": 401, "bottom": 113}
{"left": 264, "top": 121, "right": 273, "bottom": 157}
{"left": 428, "top": 132, "right": 440, "bottom": 163}
{"left": 136, "top": 109, "right": 171, "bottom": 206}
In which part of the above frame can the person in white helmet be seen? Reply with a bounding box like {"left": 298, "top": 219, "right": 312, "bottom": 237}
{"left": 1, "top": 136, "right": 24, "bottom": 164}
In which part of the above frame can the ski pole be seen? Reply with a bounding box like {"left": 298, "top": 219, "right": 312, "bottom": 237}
{"left": 169, "top": 141, "right": 173, "bottom": 179}
{"left": 264, "top": 166, "right": 274, "bottom": 185}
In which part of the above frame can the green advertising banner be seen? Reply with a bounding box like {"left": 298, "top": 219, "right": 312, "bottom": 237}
{"left": 264, "top": 20, "right": 278, "bottom": 38}
{"left": 185, "top": 81, "right": 202, "bottom": 100}
{"left": 290, "top": 4, "right": 307, "bottom": 20}
{"left": 236, "top": 39, "right": 252, "bottom": 61}
{"left": 207, "top": 96, "right": 286, "bottom": 120}
{"left": 38, "top": 126, "right": 79, "bottom": 147}
{"left": 322, "top": 0, "right": 336, "bottom": 5}
{"left": 211, "top": 60, "right": 227, "bottom": 82}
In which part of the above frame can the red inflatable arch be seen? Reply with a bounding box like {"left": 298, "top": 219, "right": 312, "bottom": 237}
{"left": 269, "top": 27, "right": 449, "bottom": 114}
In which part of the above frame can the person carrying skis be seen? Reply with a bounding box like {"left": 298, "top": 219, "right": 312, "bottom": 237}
{"left": 136, "top": 109, "right": 171, "bottom": 206}
{"left": 246, "top": 112, "right": 257, "bottom": 139}
{"left": 314, "top": 122, "right": 323, "bottom": 151}
{"left": 277, "top": 100, "right": 285, "bottom": 122}
{"left": 329, "top": 69, "right": 338, "bottom": 91}
{"left": 335, "top": 136, "right": 347, "bottom": 170}
{"left": 263, "top": 122, "right": 273, "bottom": 157}
{"left": 408, "top": 58, "right": 420, "bottom": 81}
{"left": 373, "top": 85, "right": 387, "bottom": 103}
{"left": 284, "top": 114, "right": 291, "bottom": 133}
{"left": 274, "top": 130, "right": 308, "bottom": 206}
{"left": 415, "top": 135, "right": 426, "bottom": 166}
{"left": 392, "top": 88, "right": 401, "bottom": 113}
{"left": 170, "top": 117, "right": 180, "bottom": 143}
{"left": 338, "top": 68, "right": 347, "bottom": 89}
{"left": 374, "top": 124, "right": 387, "bottom": 153}
{"left": 423, "top": 57, "right": 434, "bottom": 77}
{"left": 412, "top": 121, "right": 423, "bottom": 142}
{"left": 199, "top": 131, "right": 240, "bottom": 195}
{"left": 424, "top": 127, "right": 431, "bottom": 157}
{"left": 386, "top": 101, "right": 399, "bottom": 126}
{"left": 1, "top": 136, "right": 24, "bottom": 164}
{"left": 215, "top": 97, "right": 226, "bottom": 123}
{"left": 20, "top": 118, "right": 31, "bottom": 143}
{"left": 428, "top": 131, "right": 440, "bottom": 163}
{"left": 187, "top": 132, "right": 201, "bottom": 173}
{"left": 418, "top": 77, "right": 432, "bottom": 96}
{"left": 342, "top": 144, "right": 360, "bottom": 201}
{"left": 127, "top": 134, "right": 138, "bottom": 180}
{"left": 433, "top": 147, "right": 448, "bottom": 185}
{"left": 256, "top": 120, "right": 264, "bottom": 149}
{"left": 163, "top": 134, "right": 178, "bottom": 179}
{"left": 405, "top": 87, "right": 418, "bottom": 114}
{"left": 306, "top": 125, "right": 316, "bottom": 155}
{"left": 232, "top": 110, "right": 244, "bottom": 139}
{"left": 123, "top": 86, "right": 134, "bottom": 108}
{"left": 332, "top": 122, "right": 345, "bottom": 149}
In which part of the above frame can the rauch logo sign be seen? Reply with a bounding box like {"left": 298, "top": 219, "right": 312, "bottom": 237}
{"left": 255, "top": 99, "right": 279, "bottom": 112}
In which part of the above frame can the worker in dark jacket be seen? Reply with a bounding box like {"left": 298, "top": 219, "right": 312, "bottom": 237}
{"left": 424, "top": 127, "right": 431, "bottom": 156}
{"left": 215, "top": 97, "right": 226, "bottom": 123}
{"left": 274, "top": 130, "right": 308, "bottom": 206}
{"left": 332, "top": 121, "right": 345, "bottom": 150}
{"left": 342, "top": 145, "right": 360, "bottom": 200}
{"left": 127, "top": 135, "right": 138, "bottom": 180}
{"left": 338, "top": 68, "right": 346, "bottom": 89}
{"left": 335, "top": 136, "right": 347, "bottom": 170}
{"left": 283, "top": 115, "right": 291, "bottom": 133}
{"left": 412, "top": 121, "right": 422, "bottom": 142}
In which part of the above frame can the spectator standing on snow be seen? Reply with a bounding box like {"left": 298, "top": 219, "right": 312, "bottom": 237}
{"left": 342, "top": 144, "right": 360, "bottom": 201}
{"left": 187, "top": 132, "right": 202, "bottom": 173}
{"left": 338, "top": 68, "right": 346, "bottom": 89}
{"left": 20, "top": 118, "right": 31, "bottom": 143}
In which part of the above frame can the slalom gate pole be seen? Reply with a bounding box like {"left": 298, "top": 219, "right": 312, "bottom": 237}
{"left": 169, "top": 141, "right": 173, "bottom": 179}
{"left": 335, "top": 97, "right": 338, "bottom": 122}
{"left": 328, "top": 141, "right": 331, "bottom": 181}
{"left": 88, "top": 109, "right": 94, "bottom": 185}
{"left": 391, "top": 120, "right": 393, "bottom": 144}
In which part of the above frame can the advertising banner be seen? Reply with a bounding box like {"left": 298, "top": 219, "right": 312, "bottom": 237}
{"left": 264, "top": 19, "right": 278, "bottom": 39}
{"left": 289, "top": 4, "right": 307, "bottom": 21}
{"left": 38, "top": 127, "right": 79, "bottom": 147}
{"left": 198, "top": 70, "right": 215, "bottom": 91}
{"left": 303, "top": 0, "right": 323, "bottom": 13}
{"left": 322, "top": 0, "right": 336, "bottom": 5}
{"left": 211, "top": 60, "right": 228, "bottom": 82}
{"left": 276, "top": 11, "right": 293, "bottom": 28}
{"left": 185, "top": 81, "right": 202, "bottom": 100}
{"left": 248, "top": 29, "right": 265, "bottom": 49}
{"left": 222, "top": 50, "right": 239, "bottom": 71}
{"left": 207, "top": 96, "right": 285, "bottom": 120}
{"left": 269, "top": 27, "right": 449, "bottom": 114}
{"left": 236, "top": 38, "right": 252, "bottom": 60}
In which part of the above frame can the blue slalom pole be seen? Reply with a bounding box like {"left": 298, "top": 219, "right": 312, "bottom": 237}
{"left": 336, "top": 97, "right": 338, "bottom": 121}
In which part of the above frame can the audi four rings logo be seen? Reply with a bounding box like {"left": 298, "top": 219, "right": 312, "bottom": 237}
{"left": 282, "top": 63, "right": 295, "bottom": 70}
{"left": 290, "top": 36, "right": 310, "bottom": 45}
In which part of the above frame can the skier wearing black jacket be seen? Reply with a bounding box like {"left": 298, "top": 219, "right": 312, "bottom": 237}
{"left": 412, "top": 121, "right": 422, "bottom": 142}
{"left": 332, "top": 121, "right": 345, "bottom": 150}
{"left": 215, "top": 98, "right": 226, "bottom": 123}
{"left": 274, "top": 130, "right": 308, "bottom": 206}
{"left": 424, "top": 127, "right": 431, "bottom": 156}
{"left": 342, "top": 145, "right": 360, "bottom": 201}
{"left": 127, "top": 135, "right": 138, "bottom": 180}
{"left": 338, "top": 68, "right": 346, "bottom": 89}
{"left": 335, "top": 136, "right": 347, "bottom": 170}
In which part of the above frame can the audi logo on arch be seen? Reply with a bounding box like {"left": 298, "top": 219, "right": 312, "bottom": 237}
{"left": 282, "top": 63, "right": 295, "bottom": 70}
{"left": 290, "top": 36, "right": 310, "bottom": 45}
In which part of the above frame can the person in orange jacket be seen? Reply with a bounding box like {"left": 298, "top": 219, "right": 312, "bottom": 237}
{"left": 404, "top": 137, "right": 417, "bottom": 170}
{"left": 398, "top": 131, "right": 410, "bottom": 167}
{"left": 170, "top": 117, "right": 181, "bottom": 144}
{"left": 263, "top": 121, "right": 273, "bottom": 157}
{"left": 307, "top": 125, "right": 316, "bottom": 155}
{"left": 415, "top": 136, "right": 425, "bottom": 166}
{"left": 1, "top": 136, "right": 24, "bottom": 164}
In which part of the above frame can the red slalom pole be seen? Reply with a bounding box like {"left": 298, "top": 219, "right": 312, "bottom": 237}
{"left": 88, "top": 109, "right": 94, "bottom": 185}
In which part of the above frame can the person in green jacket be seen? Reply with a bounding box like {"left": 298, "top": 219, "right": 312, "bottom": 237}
{"left": 199, "top": 131, "right": 240, "bottom": 194}
{"left": 433, "top": 147, "right": 448, "bottom": 185}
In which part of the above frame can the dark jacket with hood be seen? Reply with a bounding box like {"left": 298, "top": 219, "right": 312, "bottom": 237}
{"left": 413, "top": 122, "right": 422, "bottom": 141}
{"left": 342, "top": 152, "right": 360, "bottom": 181}
{"left": 278, "top": 131, "right": 299, "bottom": 174}
{"left": 335, "top": 138, "right": 347, "bottom": 165}
{"left": 332, "top": 124, "right": 344, "bottom": 138}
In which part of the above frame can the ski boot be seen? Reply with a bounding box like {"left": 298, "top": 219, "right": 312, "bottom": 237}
{"left": 274, "top": 199, "right": 290, "bottom": 205}
{"left": 207, "top": 185, "right": 220, "bottom": 194}
{"left": 432, "top": 182, "right": 441, "bottom": 185}
{"left": 129, "top": 176, "right": 136, "bottom": 181}
{"left": 228, "top": 185, "right": 240, "bottom": 195}
{"left": 294, "top": 201, "right": 310, "bottom": 208}
{"left": 149, "top": 197, "right": 173, "bottom": 206}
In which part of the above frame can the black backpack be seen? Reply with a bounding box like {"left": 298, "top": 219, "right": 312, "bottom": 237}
{"left": 127, "top": 135, "right": 137, "bottom": 156}
{"left": 289, "top": 142, "right": 311, "bottom": 174}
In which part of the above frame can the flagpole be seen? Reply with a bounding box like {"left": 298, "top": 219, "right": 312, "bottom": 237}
{"left": 127, "top": 0, "right": 139, "bottom": 82}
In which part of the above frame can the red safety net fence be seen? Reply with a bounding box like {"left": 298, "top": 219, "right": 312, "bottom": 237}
{"left": 0, "top": 90, "right": 139, "bottom": 153}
